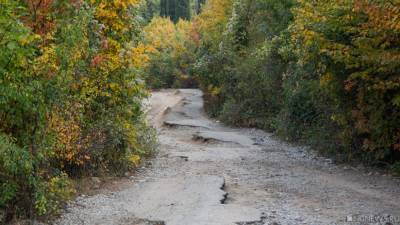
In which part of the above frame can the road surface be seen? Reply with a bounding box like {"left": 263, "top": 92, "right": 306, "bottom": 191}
{"left": 56, "top": 89, "right": 400, "bottom": 225}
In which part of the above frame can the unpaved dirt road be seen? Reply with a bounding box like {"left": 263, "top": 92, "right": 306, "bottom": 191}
{"left": 56, "top": 89, "right": 400, "bottom": 225}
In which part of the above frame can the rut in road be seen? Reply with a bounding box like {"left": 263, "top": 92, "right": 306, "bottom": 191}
{"left": 56, "top": 89, "right": 400, "bottom": 225}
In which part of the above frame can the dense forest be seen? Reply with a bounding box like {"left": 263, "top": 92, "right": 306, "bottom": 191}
{"left": 1, "top": 0, "right": 399, "bottom": 222}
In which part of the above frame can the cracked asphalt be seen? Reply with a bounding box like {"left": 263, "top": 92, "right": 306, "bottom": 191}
{"left": 55, "top": 89, "right": 400, "bottom": 225}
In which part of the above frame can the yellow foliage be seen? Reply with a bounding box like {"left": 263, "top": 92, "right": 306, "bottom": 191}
{"left": 129, "top": 154, "right": 141, "bottom": 167}
{"left": 127, "top": 43, "right": 156, "bottom": 68}
{"left": 208, "top": 85, "right": 221, "bottom": 96}
{"left": 33, "top": 44, "right": 59, "bottom": 79}
{"left": 143, "top": 17, "right": 194, "bottom": 60}
{"left": 92, "top": 0, "right": 140, "bottom": 33}
{"left": 193, "top": 0, "right": 233, "bottom": 50}
{"left": 47, "top": 104, "right": 89, "bottom": 166}
{"left": 320, "top": 73, "right": 333, "bottom": 87}
{"left": 144, "top": 17, "right": 178, "bottom": 52}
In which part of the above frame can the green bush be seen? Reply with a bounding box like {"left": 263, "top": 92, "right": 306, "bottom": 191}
{"left": 0, "top": 134, "right": 35, "bottom": 218}
{"left": 0, "top": 0, "right": 155, "bottom": 220}
{"left": 195, "top": 0, "right": 400, "bottom": 166}
{"left": 142, "top": 17, "right": 197, "bottom": 89}
{"left": 145, "top": 52, "right": 178, "bottom": 88}
{"left": 219, "top": 38, "right": 286, "bottom": 129}
{"left": 0, "top": 134, "right": 74, "bottom": 219}
{"left": 195, "top": 0, "right": 293, "bottom": 129}
{"left": 287, "top": 0, "right": 400, "bottom": 163}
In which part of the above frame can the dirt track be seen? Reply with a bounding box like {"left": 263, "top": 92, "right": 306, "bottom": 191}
{"left": 56, "top": 89, "right": 400, "bottom": 225}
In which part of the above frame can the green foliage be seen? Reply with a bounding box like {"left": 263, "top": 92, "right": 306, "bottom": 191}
{"left": 0, "top": 0, "right": 45, "bottom": 148}
{"left": 140, "top": 0, "right": 160, "bottom": 23}
{"left": 145, "top": 52, "right": 178, "bottom": 88}
{"left": 194, "top": 0, "right": 400, "bottom": 165}
{"left": 220, "top": 38, "right": 287, "bottom": 129}
{"left": 286, "top": 0, "right": 400, "bottom": 162}
{"left": 2, "top": 0, "right": 399, "bottom": 220}
{"left": 142, "top": 17, "right": 196, "bottom": 89}
{"left": 0, "top": 134, "right": 34, "bottom": 211}
{"left": 0, "top": 0, "right": 155, "bottom": 220}
{"left": 195, "top": 0, "right": 293, "bottom": 129}
{"left": 0, "top": 134, "right": 74, "bottom": 219}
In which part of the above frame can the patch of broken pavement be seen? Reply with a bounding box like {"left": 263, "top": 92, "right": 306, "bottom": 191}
{"left": 55, "top": 89, "right": 400, "bottom": 225}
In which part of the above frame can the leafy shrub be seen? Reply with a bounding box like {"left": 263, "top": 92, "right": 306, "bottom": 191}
{"left": 194, "top": 0, "right": 293, "bottom": 130}
{"left": 34, "top": 173, "right": 74, "bottom": 216}
{"left": 145, "top": 52, "right": 179, "bottom": 88}
{"left": 194, "top": 0, "right": 400, "bottom": 166}
{"left": 0, "top": 0, "right": 155, "bottom": 220}
{"left": 0, "top": 134, "right": 35, "bottom": 219}
{"left": 289, "top": 0, "right": 400, "bottom": 163}
{"left": 0, "top": 134, "right": 74, "bottom": 219}
{"left": 219, "top": 39, "right": 287, "bottom": 129}
{"left": 142, "top": 17, "right": 196, "bottom": 89}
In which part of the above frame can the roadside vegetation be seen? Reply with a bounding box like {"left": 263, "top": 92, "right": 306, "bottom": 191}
{"left": 1, "top": 0, "right": 399, "bottom": 223}
{"left": 0, "top": 0, "right": 157, "bottom": 222}
{"left": 142, "top": 0, "right": 400, "bottom": 169}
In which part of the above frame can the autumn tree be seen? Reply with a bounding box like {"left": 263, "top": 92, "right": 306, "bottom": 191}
{"left": 0, "top": 0, "right": 156, "bottom": 220}
{"left": 193, "top": 0, "right": 400, "bottom": 166}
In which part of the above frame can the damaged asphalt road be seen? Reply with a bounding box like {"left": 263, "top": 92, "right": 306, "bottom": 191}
{"left": 56, "top": 89, "right": 400, "bottom": 225}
